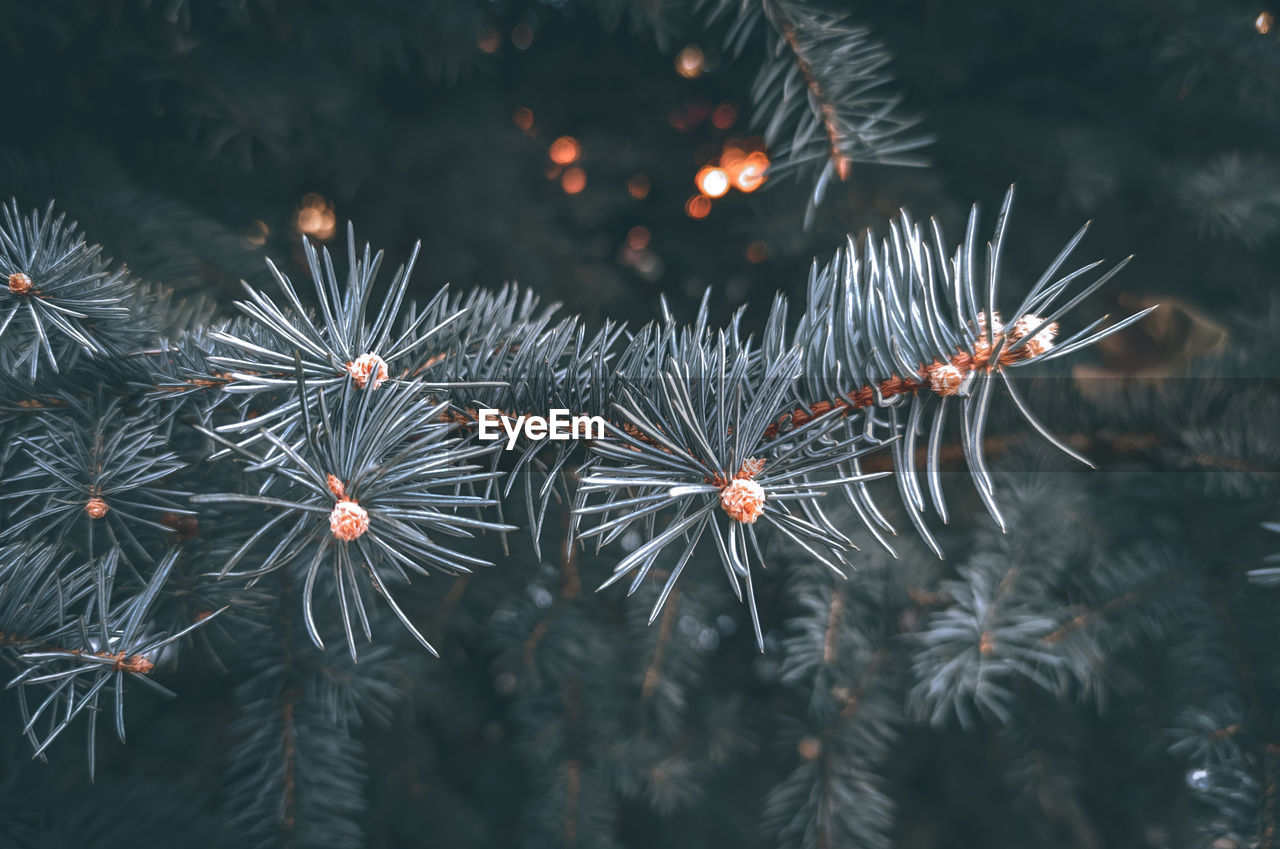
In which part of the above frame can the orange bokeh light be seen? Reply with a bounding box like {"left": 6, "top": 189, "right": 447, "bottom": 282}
{"left": 734, "top": 152, "right": 769, "bottom": 192}
{"left": 550, "top": 136, "right": 581, "bottom": 166}
{"left": 562, "top": 167, "right": 587, "bottom": 194}
{"left": 694, "top": 142, "right": 770, "bottom": 206}
{"left": 746, "top": 240, "right": 768, "bottom": 264}
{"left": 1259, "top": 11, "right": 1275, "bottom": 33}
{"left": 675, "top": 45, "right": 705, "bottom": 79}
{"left": 721, "top": 143, "right": 746, "bottom": 169}
{"left": 712, "top": 103, "right": 737, "bottom": 130}
{"left": 243, "top": 219, "right": 269, "bottom": 248}
{"left": 513, "top": 106, "right": 534, "bottom": 131}
{"left": 627, "top": 174, "right": 650, "bottom": 199}
{"left": 626, "top": 225, "right": 651, "bottom": 251}
{"left": 296, "top": 193, "right": 336, "bottom": 241}
{"left": 685, "top": 195, "right": 712, "bottom": 219}
{"left": 696, "top": 166, "right": 730, "bottom": 198}
{"left": 477, "top": 27, "right": 501, "bottom": 53}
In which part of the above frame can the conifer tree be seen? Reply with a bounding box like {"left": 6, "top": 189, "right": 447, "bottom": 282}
{"left": 0, "top": 2, "right": 1275, "bottom": 848}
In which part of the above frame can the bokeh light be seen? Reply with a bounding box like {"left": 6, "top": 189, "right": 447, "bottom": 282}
{"left": 746, "top": 240, "right": 768, "bottom": 263}
{"left": 549, "top": 136, "right": 581, "bottom": 166}
{"left": 694, "top": 141, "right": 769, "bottom": 209}
{"left": 477, "top": 27, "right": 501, "bottom": 53}
{"left": 512, "top": 23, "right": 534, "bottom": 49}
{"left": 512, "top": 106, "right": 534, "bottom": 132}
{"left": 627, "top": 174, "right": 650, "bottom": 199}
{"left": 696, "top": 166, "right": 730, "bottom": 198}
{"left": 669, "top": 99, "right": 712, "bottom": 132}
{"left": 296, "top": 193, "right": 336, "bottom": 241}
{"left": 626, "top": 225, "right": 651, "bottom": 251}
{"left": 685, "top": 195, "right": 712, "bottom": 219}
{"left": 562, "top": 167, "right": 587, "bottom": 194}
{"left": 243, "top": 220, "right": 269, "bottom": 248}
{"left": 617, "top": 227, "right": 662, "bottom": 279}
{"left": 1258, "top": 11, "right": 1274, "bottom": 33}
{"left": 675, "top": 45, "right": 705, "bottom": 79}
{"left": 712, "top": 103, "right": 737, "bottom": 130}
{"left": 734, "top": 152, "right": 769, "bottom": 192}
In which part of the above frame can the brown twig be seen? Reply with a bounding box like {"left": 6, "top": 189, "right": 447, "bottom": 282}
{"left": 768, "top": 0, "right": 852, "bottom": 181}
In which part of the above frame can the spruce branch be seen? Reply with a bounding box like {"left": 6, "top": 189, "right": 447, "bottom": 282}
{"left": 787, "top": 186, "right": 1154, "bottom": 553}
{"left": 575, "top": 343, "right": 885, "bottom": 651}
{"left": 0, "top": 547, "right": 221, "bottom": 777}
{"left": 0, "top": 200, "right": 146, "bottom": 380}
{"left": 0, "top": 187, "right": 1155, "bottom": 801}
{"left": 206, "top": 225, "right": 468, "bottom": 449}
{"left": 219, "top": 572, "right": 402, "bottom": 849}
{"left": 0, "top": 396, "right": 191, "bottom": 575}
{"left": 766, "top": 553, "right": 907, "bottom": 849}
{"left": 705, "top": 0, "right": 930, "bottom": 223}
{"left": 194, "top": 378, "right": 513, "bottom": 660}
